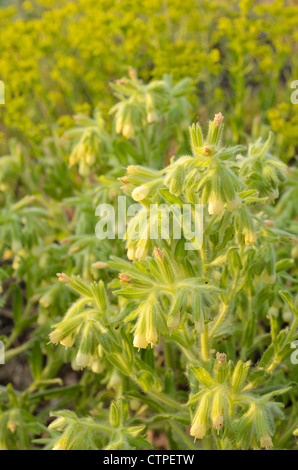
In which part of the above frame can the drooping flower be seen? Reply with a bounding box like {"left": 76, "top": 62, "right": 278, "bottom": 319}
{"left": 131, "top": 185, "right": 150, "bottom": 201}
{"left": 190, "top": 421, "right": 206, "bottom": 440}
{"left": 208, "top": 196, "right": 225, "bottom": 215}
{"left": 260, "top": 435, "right": 273, "bottom": 449}
{"left": 226, "top": 194, "right": 242, "bottom": 211}
{"left": 133, "top": 333, "right": 149, "bottom": 350}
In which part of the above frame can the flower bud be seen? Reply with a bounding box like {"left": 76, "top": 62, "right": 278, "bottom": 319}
{"left": 153, "top": 246, "right": 163, "bottom": 262}
{"left": 216, "top": 352, "right": 227, "bottom": 366}
{"left": 213, "top": 112, "right": 224, "bottom": 127}
{"left": 116, "top": 116, "right": 123, "bottom": 134}
{"left": 122, "top": 123, "right": 134, "bottom": 139}
{"left": 91, "top": 359, "right": 105, "bottom": 374}
{"left": 49, "top": 328, "right": 63, "bottom": 345}
{"left": 202, "top": 145, "right": 211, "bottom": 155}
{"left": 56, "top": 273, "right": 72, "bottom": 283}
{"left": 131, "top": 185, "right": 150, "bottom": 201}
{"left": 119, "top": 273, "right": 131, "bottom": 284}
{"left": 48, "top": 417, "right": 67, "bottom": 431}
{"left": 212, "top": 414, "right": 224, "bottom": 432}
{"left": 135, "top": 240, "right": 149, "bottom": 259}
{"left": 75, "top": 350, "right": 91, "bottom": 368}
{"left": 92, "top": 261, "right": 109, "bottom": 269}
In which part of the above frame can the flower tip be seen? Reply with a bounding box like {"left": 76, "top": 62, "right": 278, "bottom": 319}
{"left": 214, "top": 112, "right": 224, "bottom": 126}
{"left": 260, "top": 435, "right": 273, "bottom": 449}
{"left": 56, "top": 273, "right": 72, "bottom": 283}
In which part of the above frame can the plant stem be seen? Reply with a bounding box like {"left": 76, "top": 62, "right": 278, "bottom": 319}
{"left": 201, "top": 323, "right": 210, "bottom": 362}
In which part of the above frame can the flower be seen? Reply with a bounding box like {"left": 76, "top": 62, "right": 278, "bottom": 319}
{"left": 260, "top": 435, "right": 273, "bottom": 449}
{"left": 146, "top": 327, "right": 158, "bottom": 347}
{"left": 212, "top": 414, "right": 224, "bottom": 432}
{"left": 76, "top": 351, "right": 91, "bottom": 368}
{"left": 131, "top": 185, "right": 150, "bottom": 201}
{"left": 48, "top": 417, "right": 67, "bottom": 431}
{"left": 244, "top": 230, "right": 257, "bottom": 245}
{"left": 226, "top": 194, "right": 242, "bottom": 211}
{"left": 214, "top": 112, "right": 224, "bottom": 126}
{"left": 56, "top": 273, "right": 72, "bottom": 283}
{"left": 49, "top": 328, "right": 63, "bottom": 344}
{"left": 202, "top": 145, "right": 211, "bottom": 155}
{"left": 122, "top": 123, "right": 134, "bottom": 139}
{"left": 154, "top": 246, "right": 163, "bottom": 262}
{"left": 216, "top": 352, "right": 227, "bottom": 365}
{"left": 127, "top": 246, "right": 137, "bottom": 260}
{"left": 60, "top": 335, "right": 74, "bottom": 349}
{"left": 52, "top": 438, "right": 67, "bottom": 451}
{"left": 135, "top": 241, "right": 149, "bottom": 259}
{"left": 208, "top": 197, "right": 224, "bottom": 215}
{"left": 133, "top": 333, "right": 149, "bottom": 349}
{"left": 190, "top": 421, "right": 206, "bottom": 440}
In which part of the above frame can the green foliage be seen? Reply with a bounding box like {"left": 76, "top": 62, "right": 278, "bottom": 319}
{"left": 0, "top": 0, "right": 297, "bottom": 452}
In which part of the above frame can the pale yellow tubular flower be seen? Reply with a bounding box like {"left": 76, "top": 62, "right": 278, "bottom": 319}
{"left": 75, "top": 350, "right": 91, "bottom": 368}
{"left": 208, "top": 196, "right": 225, "bottom": 215}
{"left": 116, "top": 117, "right": 123, "bottom": 134}
{"left": 122, "top": 123, "right": 134, "bottom": 139}
{"left": 226, "top": 194, "right": 242, "bottom": 211}
{"left": 60, "top": 335, "right": 74, "bottom": 349}
{"left": 49, "top": 328, "right": 63, "bottom": 345}
{"left": 127, "top": 247, "right": 137, "bottom": 260}
{"left": 133, "top": 333, "right": 149, "bottom": 350}
{"left": 244, "top": 230, "right": 257, "bottom": 245}
{"left": 190, "top": 421, "right": 206, "bottom": 440}
{"left": 212, "top": 414, "right": 224, "bottom": 433}
{"left": 56, "top": 273, "right": 72, "bottom": 283}
{"left": 146, "top": 328, "right": 158, "bottom": 347}
{"left": 135, "top": 241, "right": 148, "bottom": 260}
{"left": 131, "top": 185, "right": 150, "bottom": 201}
{"left": 52, "top": 437, "right": 67, "bottom": 451}
{"left": 260, "top": 435, "right": 273, "bottom": 449}
{"left": 48, "top": 417, "right": 66, "bottom": 431}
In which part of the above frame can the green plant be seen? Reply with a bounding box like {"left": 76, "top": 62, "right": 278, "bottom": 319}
{"left": 43, "top": 113, "right": 298, "bottom": 450}
{"left": 0, "top": 30, "right": 297, "bottom": 447}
